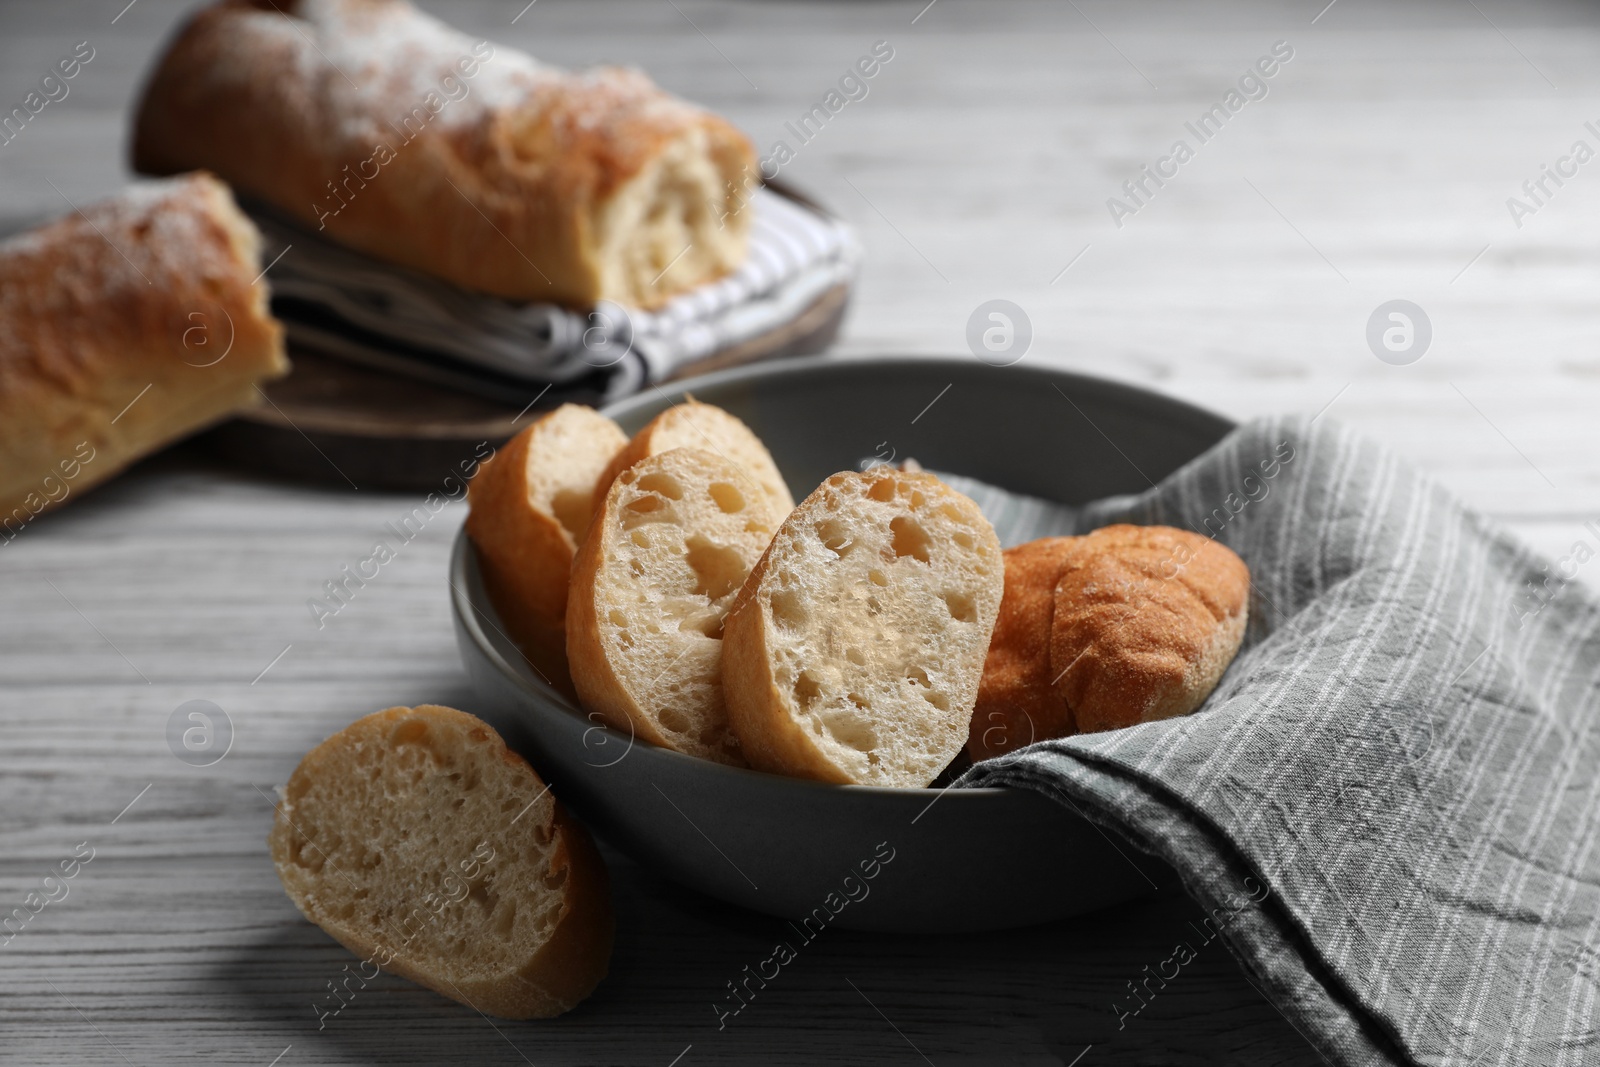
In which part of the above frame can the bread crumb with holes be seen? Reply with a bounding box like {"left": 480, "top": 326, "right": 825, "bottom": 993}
{"left": 567, "top": 447, "right": 779, "bottom": 764}
{"left": 722, "top": 468, "right": 1003, "bottom": 787}
{"left": 268, "top": 705, "right": 613, "bottom": 1019}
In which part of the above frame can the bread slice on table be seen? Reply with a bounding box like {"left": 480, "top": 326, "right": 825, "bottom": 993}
{"left": 965, "top": 537, "right": 1080, "bottom": 761}
{"left": 592, "top": 400, "right": 794, "bottom": 521}
{"left": 465, "top": 405, "right": 627, "bottom": 694}
{"left": 268, "top": 705, "right": 613, "bottom": 1020}
{"left": 722, "top": 469, "right": 1004, "bottom": 788}
{"left": 567, "top": 447, "right": 779, "bottom": 765}
{"left": 1049, "top": 525, "right": 1249, "bottom": 734}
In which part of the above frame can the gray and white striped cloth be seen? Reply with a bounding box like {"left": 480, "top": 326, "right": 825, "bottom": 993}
{"left": 251, "top": 187, "right": 857, "bottom": 402}
{"left": 953, "top": 417, "right": 1600, "bottom": 1067}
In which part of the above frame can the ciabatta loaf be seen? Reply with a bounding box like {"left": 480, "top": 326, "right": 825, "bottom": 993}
{"left": 0, "top": 173, "right": 287, "bottom": 529}
{"left": 567, "top": 448, "right": 778, "bottom": 765}
{"left": 465, "top": 405, "right": 626, "bottom": 694}
{"left": 594, "top": 400, "right": 794, "bottom": 519}
{"left": 269, "top": 705, "right": 613, "bottom": 1019}
{"left": 1049, "top": 525, "right": 1249, "bottom": 734}
{"left": 722, "top": 469, "right": 1003, "bottom": 787}
{"left": 133, "top": 0, "right": 755, "bottom": 310}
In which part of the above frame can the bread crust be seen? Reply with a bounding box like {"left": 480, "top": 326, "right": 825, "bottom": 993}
{"left": 723, "top": 469, "right": 1004, "bottom": 787}
{"left": 465, "top": 405, "right": 626, "bottom": 695}
{"left": 965, "top": 538, "right": 1080, "bottom": 761}
{"left": 0, "top": 172, "right": 287, "bottom": 528}
{"left": 268, "top": 705, "right": 613, "bottom": 1019}
{"left": 1051, "top": 525, "right": 1249, "bottom": 735}
{"left": 968, "top": 526, "right": 1249, "bottom": 752}
{"left": 592, "top": 400, "right": 795, "bottom": 519}
{"left": 132, "top": 0, "right": 756, "bottom": 309}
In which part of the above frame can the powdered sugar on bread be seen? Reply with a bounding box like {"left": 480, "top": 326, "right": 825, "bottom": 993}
{"left": 133, "top": 0, "right": 757, "bottom": 307}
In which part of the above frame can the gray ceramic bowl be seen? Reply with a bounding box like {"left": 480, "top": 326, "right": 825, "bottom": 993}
{"left": 450, "top": 355, "right": 1232, "bottom": 931}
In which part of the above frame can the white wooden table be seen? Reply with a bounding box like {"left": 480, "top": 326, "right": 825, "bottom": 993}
{"left": 4, "top": 1, "right": 1597, "bottom": 1063}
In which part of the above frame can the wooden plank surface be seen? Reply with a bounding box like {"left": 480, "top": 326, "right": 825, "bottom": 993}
{"left": 6, "top": 0, "right": 1600, "bottom": 1063}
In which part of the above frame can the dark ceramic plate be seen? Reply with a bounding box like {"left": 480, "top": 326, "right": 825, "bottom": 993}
{"left": 450, "top": 355, "right": 1232, "bottom": 931}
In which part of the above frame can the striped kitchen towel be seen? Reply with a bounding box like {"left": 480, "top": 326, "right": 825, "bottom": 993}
{"left": 953, "top": 416, "right": 1600, "bottom": 1067}
{"left": 249, "top": 186, "right": 857, "bottom": 403}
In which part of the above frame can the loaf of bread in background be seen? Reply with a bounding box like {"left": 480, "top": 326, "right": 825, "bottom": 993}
{"left": 0, "top": 172, "right": 287, "bottom": 533}
{"left": 269, "top": 705, "right": 613, "bottom": 1019}
{"left": 132, "top": 0, "right": 757, "bottom": 310}
{"left": 593, "top": 399, "right": 794, "bottom": 519}
{"left": 466, "top": 405, "right": 627, "bottom": 695}
{"left": 968, "top": 525, "right": 1249, "bottom": 757}
{"left": 567, "top": 447, "right": 778, "bottom": 765}
{"left": 723, "top": 468, "right": 1004, "bottom": 788}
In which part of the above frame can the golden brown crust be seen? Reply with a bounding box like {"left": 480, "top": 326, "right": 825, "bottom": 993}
{"left": 467, "top": 428, "right": 571, "bottom": 692}
{"left": 965, "top": 538, "right": 1079, "bottom": 761}
{"left": 1050, "top": 525, "right": 1249, "bottom": 734}
{"left": 968, "top": 526, "right": 1250, "bottom": 753}
{"left": 267, "top": 704, "right": 613, "bottom": 1019}
{"left": 0, "top": 172, "right": 287, "bottom": 530}
{"left": 592, "top": 400, "right": 794, "bottom": 518}
{"left": 488, "top": 802, "right": 613, "bottom": 1017}
{"left": 132, "top": 0, "right": 756, "bottom": 309}
{"left": 464, "top": 405, "right": 626, "bottom": 696}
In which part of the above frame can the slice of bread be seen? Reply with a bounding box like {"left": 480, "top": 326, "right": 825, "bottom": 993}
{"left": 466, "top": 405, "right": 628, "bottom": 694}
{"left": 592, "top": 399, "right": 794, "bottom": 521}
{"left": 566, "top": 447, "right": 779, "bottom": 765}
{"left": 268, "top": 705, "right": 613, "bottom": 1019}
{"left": 1049, "top": 525, "right": 1249, "bottom": 734}
{"left": 966, "top": 537, "right": 1080, "bottom": 761}
{"left": 722, "top": 469, "right": 1004, "bottom": 788}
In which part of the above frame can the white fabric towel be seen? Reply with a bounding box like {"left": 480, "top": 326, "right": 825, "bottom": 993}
{"left": 250, "top": 187, "right": 858, "bottom": 402}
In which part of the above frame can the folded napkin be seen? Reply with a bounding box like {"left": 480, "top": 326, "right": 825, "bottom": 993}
{"left": 948, "top": 417, "right": 1600, "bottom": 1067}
{"left": 250, "top": 186, "right": 858, "bottom": 403}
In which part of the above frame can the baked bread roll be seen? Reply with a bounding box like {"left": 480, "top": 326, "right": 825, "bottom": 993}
{"left": 0, "top": 172, "right": 287, "bottom": 530}
{"left": 132, "top": 0, "right": 757, "bottom": 310}
{"left": 465, "top": 404, "right": 627, "bottom": 694}
{"left": 567, "top": 448, "right": 778, "bottom": 765}
{"left": 593, "top": 400, "right": 794, "bottom": 519}
{"left": 269, "top": 705, "right": 613, "bottom": 1019}
{"left": 722, "top": 469, "right": 1003, "bottom": 787}
{"left": 968, "top": 525, "right": 1249, "bottom": 757}
{"left": 965, "top": 537, "right": 1078, "bottom": 761}
{"left": 1052, "top": 525, "right": 1248, "bottom": 734}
